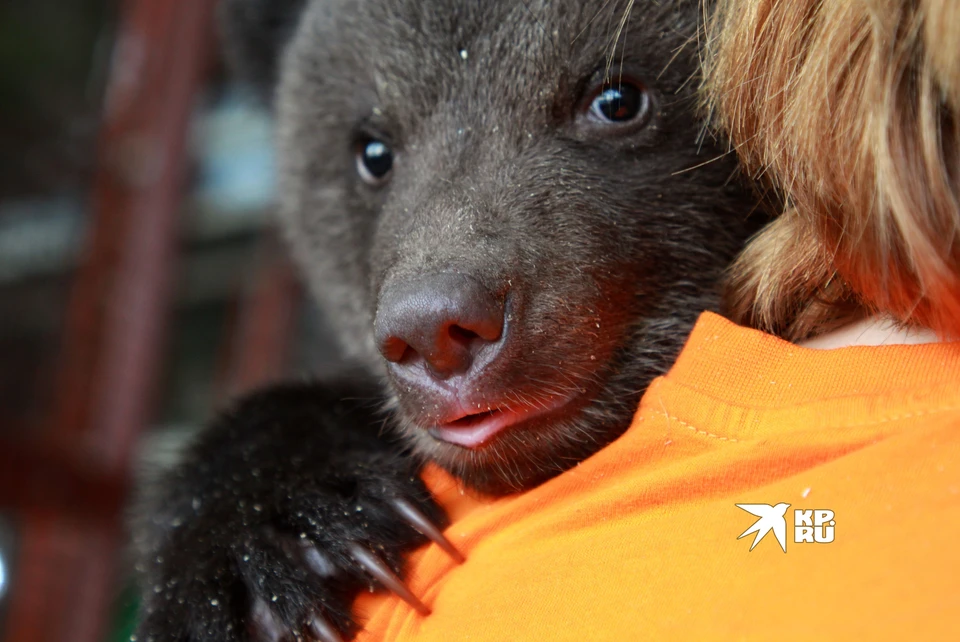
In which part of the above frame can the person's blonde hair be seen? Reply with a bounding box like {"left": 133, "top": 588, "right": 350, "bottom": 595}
{"left": 703, "top": 0, "right": 960, "bottom": 340}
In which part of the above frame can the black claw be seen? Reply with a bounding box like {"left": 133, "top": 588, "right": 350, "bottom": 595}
{"left": 389, "top": 497, "right": 466, "bottom": 564}
{"left": 307, "top": 613, "right": 345, "bottom": 642}
{"left": 346, "top": 542, "right": 431, "bottom": 616}
{"left": 250, "top": 598, "right": 287, "bottom": 642}
{"left": 299, "top": 540, "right": 338, "bottom": 578}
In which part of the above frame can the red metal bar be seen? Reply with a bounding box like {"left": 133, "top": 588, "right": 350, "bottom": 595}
{"left": 0, "top": 437, "right": 124, "bottom": 522}
{"left": 3, "top": 0, "right": 219, "bottom": 640}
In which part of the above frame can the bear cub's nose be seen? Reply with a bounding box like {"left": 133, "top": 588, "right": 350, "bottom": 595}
{"left": 375, "top": 273, "right": 505, "bottom": 380}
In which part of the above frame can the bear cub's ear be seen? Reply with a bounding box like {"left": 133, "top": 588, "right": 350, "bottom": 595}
{"left": 219, "top": 0, "right": 308, "bottom": 102}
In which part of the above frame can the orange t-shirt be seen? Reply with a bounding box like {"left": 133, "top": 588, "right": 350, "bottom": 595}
{"left": 355, "top": 312, "right": 960, "bottom": 640}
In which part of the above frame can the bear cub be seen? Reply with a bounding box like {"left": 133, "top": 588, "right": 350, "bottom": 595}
{"left": 133, "top": 0, "right": 759, "bottom": 640}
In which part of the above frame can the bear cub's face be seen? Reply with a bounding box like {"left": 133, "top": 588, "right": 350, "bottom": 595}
{"left": 264, "top": 0, "right": 752, "bottom": 494}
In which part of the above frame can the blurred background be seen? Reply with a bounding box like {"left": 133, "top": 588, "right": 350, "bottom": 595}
{"left": 0, "top": 1, "right": 340, "bottom": 640}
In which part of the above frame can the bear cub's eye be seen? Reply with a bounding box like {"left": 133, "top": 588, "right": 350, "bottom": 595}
{"left": 582, "top": 77, "right": 651, "bottom": 130}
{"left": 356, "top": 138, "right": 394, "bottom": 185}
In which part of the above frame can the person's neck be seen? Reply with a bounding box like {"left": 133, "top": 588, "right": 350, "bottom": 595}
{"left": 798, "top": 315, "right": 940, "bottom": 350}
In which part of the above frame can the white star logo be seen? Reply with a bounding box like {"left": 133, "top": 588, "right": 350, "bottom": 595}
{"left": 736, "top": 503, "right": 791, "bottom": 552}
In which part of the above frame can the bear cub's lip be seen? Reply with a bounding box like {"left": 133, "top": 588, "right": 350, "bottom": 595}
{"left": 427, "top": 395, "right": 571, "bottom": 448}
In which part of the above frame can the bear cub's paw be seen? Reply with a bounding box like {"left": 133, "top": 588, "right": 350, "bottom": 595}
{"left": 132, "top": 383, "right": 460, "bottom": 642}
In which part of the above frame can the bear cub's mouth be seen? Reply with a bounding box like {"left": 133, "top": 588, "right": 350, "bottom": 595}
{"left": 446, "top": 409, "right": 502, "bottom": 428}
{"left": 427, "top": 396, "right": 570, "bottom": 449}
